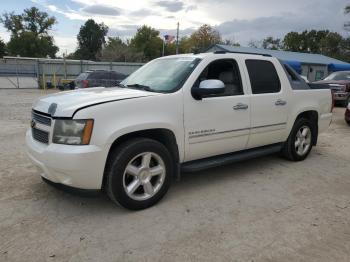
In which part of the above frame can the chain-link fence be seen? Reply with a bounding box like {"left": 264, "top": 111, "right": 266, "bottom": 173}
{"left": 0, "top": 58, "right": 38, "bottom": 88}
{"left": 0, "top": 56, "right": 144, "bottom": 89}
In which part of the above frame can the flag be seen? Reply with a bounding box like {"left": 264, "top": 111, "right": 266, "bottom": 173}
{"left": 164, "top": 35, "right": 175, "bottom": 44}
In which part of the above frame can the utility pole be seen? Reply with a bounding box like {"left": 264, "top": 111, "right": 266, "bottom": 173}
{"left": 162, "top": 38, "right": 165, "bottom": 56}
{"left": 176, "top": 22, "right": 179, "bottom": 54}
{"left": 15, "top": 56, "right": 19, "bottom": 88}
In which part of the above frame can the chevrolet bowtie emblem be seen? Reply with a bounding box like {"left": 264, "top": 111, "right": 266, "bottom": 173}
{"left": 31, "top": 120, "right": 36, "bottom": 128}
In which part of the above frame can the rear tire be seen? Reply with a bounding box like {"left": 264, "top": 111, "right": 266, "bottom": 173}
{"left": 282, "top": 118, "right": 314, "bottom": 161}
{"left": 105, "top": 138, "right": 173, "bottom": 210}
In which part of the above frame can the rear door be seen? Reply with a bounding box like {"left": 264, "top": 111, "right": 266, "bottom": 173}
{"left": 243, "top": 59, "right": 289, "bottom": 148}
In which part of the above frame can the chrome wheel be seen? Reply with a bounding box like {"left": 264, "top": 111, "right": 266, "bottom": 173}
{"left": 294, "top": 126, "right": 312, "bottom": 156}
{"left": 122, "top": 152, "right": 166, "bottom": 201}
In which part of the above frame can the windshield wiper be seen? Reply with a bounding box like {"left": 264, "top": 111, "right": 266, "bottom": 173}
{"left": 126, "top": 84, "right": 155, "bottom": 92}
{"left": 115, "top": 82, "right": 127, "bottom": 88}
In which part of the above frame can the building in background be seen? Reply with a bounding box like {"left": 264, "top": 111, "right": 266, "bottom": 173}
{"left": 205, "top": 44, "right": 350, "bottom": 82}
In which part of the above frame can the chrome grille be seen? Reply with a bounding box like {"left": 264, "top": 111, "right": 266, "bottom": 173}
{"left": 32, "top": 128, "right": 49, "bottom": 144}
{"left": 32, "top": 111, "right": 52, "bottom": 126}
{"left": 31, "top": 110, "right": 52, "bottom": 144}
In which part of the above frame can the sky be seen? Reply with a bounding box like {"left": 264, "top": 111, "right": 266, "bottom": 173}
{"left": 0, "top": 0, "right": 349, "bottom": 56}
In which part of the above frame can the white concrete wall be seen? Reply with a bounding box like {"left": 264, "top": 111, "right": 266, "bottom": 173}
{"left": 301, "top": 64, "right": 328, "bottom": 82}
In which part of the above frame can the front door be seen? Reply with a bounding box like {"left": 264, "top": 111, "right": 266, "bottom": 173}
{"left": 183, "top": 58, "right": 251, "bottom": 162}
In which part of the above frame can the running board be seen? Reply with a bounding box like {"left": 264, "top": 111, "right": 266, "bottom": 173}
{"left": 181, "top": 143, "right": 283, "bottom": 173}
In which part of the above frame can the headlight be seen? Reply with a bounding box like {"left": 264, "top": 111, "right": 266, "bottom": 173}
{"left": 53, "top": 119, "right": 94, "bottom": 145}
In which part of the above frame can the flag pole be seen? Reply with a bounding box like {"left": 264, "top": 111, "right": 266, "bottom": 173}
{"left": 176, "top": 22, "right": 179, "bottom": 54}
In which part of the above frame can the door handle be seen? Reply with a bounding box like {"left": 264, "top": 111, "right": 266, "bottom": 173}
{"left": 233, "top": 103, "right": 249, "bottom": 110}
{"left": 275, "top": 99, "right": 287, "bottom": 106}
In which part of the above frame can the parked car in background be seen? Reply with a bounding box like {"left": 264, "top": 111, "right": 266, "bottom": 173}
{"left": 300, "top": 75, "right": 309, "bottom": 83}
{"left": 345, "top": 103, "right": 350, "bottom": 125}
{"left": 58, "top": 79, "right": 75, "bottom": 91}
{"left": 314, "top": 71, "right": 350, "bottom": 106}
{"left": 75, "top": 70, "right": 127, "bottom": 89}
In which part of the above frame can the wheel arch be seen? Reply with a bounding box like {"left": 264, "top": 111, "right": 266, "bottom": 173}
{"left": 294, "top": 110, "right": 319, "bottom": 145}
{"left": 102, "top": 128, "right": 180, "bottom": 189}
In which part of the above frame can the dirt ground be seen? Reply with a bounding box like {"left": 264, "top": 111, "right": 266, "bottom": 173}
{"left": 0, "top": 89, "right": 350, "bottom": 262}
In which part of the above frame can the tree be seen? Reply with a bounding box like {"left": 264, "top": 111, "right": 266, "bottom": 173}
{"left": 0, "top": 38, "right": 6, "bottom": 57}
{"left": 75, "top": 19, "right": 108, "bottom": 60}
{"left": 0, "top": 7, "right": 58, "bottom": 57}
{"left": 99, "top": 37, "right": 143, "bottom": 62}
{"left": 283, "top": 30, "right": 342, "bottom": 54}
{"left": 319, "top": 32, "right": 343, "bottom": 57}
{"left": 6, "top": 32, "right": 57, "bottom": 57}
{"left": 187, "top": 24, "right": 222, "bottom": 53}
{"left": 129, "top": 25, "right": 163, "bottom": 61}
{"left": 179, "top": 36, "right": 193, "bottom": 53}
{"left": 339, "top": 37, "right": 350, "bottom": 62}
{"left": 248, "top": 40, "right": 260, "bottom": 48}
{"left": 163, "top": 42, "right": 177, "bottom": 56}
{"left": 282, "top": 30, "right": 350, "bottom": 62}
{"left": 222, "top": 39, "right": 240, "bottom": 47}
{"left": 262, "top": 36, "right": 282, "bottom": 50}
{"left": 282, "top": 31, "right": 304, "bottom": 52}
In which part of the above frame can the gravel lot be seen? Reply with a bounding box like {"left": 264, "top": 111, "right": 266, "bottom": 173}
{"left": 1, "top": 89, "right": 350, "bottom": 262}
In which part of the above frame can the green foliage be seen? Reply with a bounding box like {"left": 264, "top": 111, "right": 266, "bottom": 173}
{"left": 282, "top": 30, "right": 350, "bottom": 61}
{"left": 0, "top": 38, "right": 6, "bottom": 57}
{"left": 7, "top": 32, "right": 57, "bottom": 57}
{"left": 222, "top": 39, "right": 240, "bottom": 47}
{"left": 262, "top": 36, "right": 282, "bottom": 50}
{"left": 180, "top": 24, "right": 222, "bottom": 53}
{"left": 346, "top": 5, "right": 350, "bottom": 13}
{"left": 163, "top": 42, "right": 177, "bottom": 56}
{"left": 129, "top": 25, "right": 163, "bottom": 61}
{"left": 99, "top": 37, "right": 143, "bottom": 62}
{"left": 247, "top": 37, "right": 282, "bottom": 50}
{"left": 178, "top": 36, "right": 193, "bottom": 53}
{"left": 0, "top": 7, "right": 58, "bottom": 57}
{"left": 75, "top": 19, "right": 108, "bottom": 60}
{"left": 248, "top": 40, "right": 260, "bottom": 48}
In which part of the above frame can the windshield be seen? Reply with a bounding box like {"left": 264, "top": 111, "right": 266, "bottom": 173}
{"left": 324, "top": 71, "right": 350, "bottom": 81}
{"left": 121, "top": 57, "right": 201, "bottom": 93}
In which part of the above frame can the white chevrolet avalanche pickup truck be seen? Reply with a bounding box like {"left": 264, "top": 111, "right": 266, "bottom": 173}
{"left": 26, "top": 52, "right": 332, "bottom": 210}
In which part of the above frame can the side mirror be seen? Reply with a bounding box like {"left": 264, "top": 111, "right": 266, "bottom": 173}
{"left": 191, "top": 80, "right": 225, "bottom": 100}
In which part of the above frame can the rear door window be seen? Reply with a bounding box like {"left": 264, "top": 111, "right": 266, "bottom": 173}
{"left": 246, "top": 60, "right": 281, "bottom": 94}
{"left": 76, "top": 73, "right": 88, "bottom": 80}
{"left": 87, "top": 72, "right": 98, "bottom": 79}
{"left": 111, "top": 71, "right": 125, "bottom": 79}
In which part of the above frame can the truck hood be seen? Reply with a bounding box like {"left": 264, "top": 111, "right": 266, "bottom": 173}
{"left": 314, "top": 80, "right": 350, "bottom": 92}
{"left": 33, "top": 87, "right": 158, "bottom": 117}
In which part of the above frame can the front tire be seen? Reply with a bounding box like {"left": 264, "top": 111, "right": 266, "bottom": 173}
{"left": 282, "top": 118, "right": 314, "bottom": 161}
{"left": 105, "top": 138, "right": 173, "bottom": 210}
